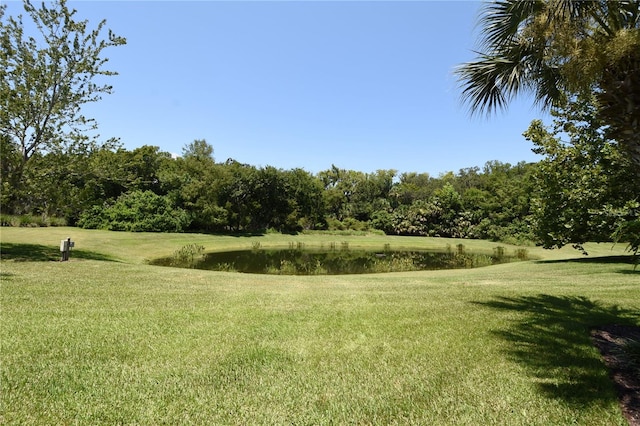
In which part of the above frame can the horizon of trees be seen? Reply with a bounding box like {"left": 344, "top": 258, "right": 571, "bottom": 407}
{"left": 0, "top": 137, "right": 539, "bottom": 242}
{"left": 3, "top": 96, "right": 639, "bottom": 254}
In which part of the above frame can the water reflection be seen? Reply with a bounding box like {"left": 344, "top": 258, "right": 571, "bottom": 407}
{"left": 153, "top": 246, "right": 525, "bottom": 275}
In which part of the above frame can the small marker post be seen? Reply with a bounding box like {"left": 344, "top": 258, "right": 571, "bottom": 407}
{"left": 60, "top": 237, "right": 74, "bottom": 261}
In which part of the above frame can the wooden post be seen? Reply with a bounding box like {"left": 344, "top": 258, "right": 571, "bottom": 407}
{"left": 60, "top": 237, "right": 74, "bottom": 261}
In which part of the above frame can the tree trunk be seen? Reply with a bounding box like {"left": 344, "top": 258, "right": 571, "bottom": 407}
{"left": 598, "top": 50, "right": 640, "bottom": 173}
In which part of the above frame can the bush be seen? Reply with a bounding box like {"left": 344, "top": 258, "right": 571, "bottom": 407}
{"left": 171, "top": 244, "right": 205, "bottom": 267}
{"left": 327, "top": 217, "right": 370, "bottom": 232}
{"left": 76, "top": 206, "right": 106, "bottom": 229}
{"left": 0, "top": 214, "right": 67, "bottom": 227}
{"left": 370, "top": 210, "right": 394, "bottom": 234}
{"left": 0, "top": 214, "right": 14, "bottom": 226}
{"left": 78, "top": 190, "right": 191, "bottom": 232}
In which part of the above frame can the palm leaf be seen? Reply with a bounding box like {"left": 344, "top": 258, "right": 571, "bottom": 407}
{"left": 478, "top": 0, "right": 541, "bottom": 50}
{"left": 456, "top": 38, "right": 549, "bottom": 116}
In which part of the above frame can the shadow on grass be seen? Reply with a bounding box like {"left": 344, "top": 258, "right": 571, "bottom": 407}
{"left": 537, "top": 255, "right": 636, "bottom": 264}
{"left": 536, "top": 255, "right": 639, "bottom": 274}
{"left": 0, "top": 243, "right": 116, "bottom": 262}
{"left": 475, "top": 295, "right": 639, "bottom": 407}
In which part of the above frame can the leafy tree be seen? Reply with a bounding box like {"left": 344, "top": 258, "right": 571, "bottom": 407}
{"left": 431, "top": 183, "right": 464, "bottom": 237}
{"left": 0, "top": 0, "right": 126, "bottom": 211}
{"left": 217, "top": 160, "right": 258, "bottom": 232}
{"left": 456, "top": 0, "right": 640, "bottom": 169}
{"left": 121, "top": 146, "right": 170, "bottom": 193}
{"left": 283, "top": 168, "right": 326, "bottom": 231}
{"left": 613, "top": 208, "right": 640, "bottom": 264}
{"left": 182, "top": 139, "right": 214, "bottom": 162}
{"left": 392, "top": 200, "right": 441, "bottom": 236}
{"left": 0, "top": 132, "right": 21, "bottom": 209}
{"left": 525, "top": 95, "right": 640, "bottom": 251}
{"left": 170, "top": 140, "right": 228, "bottom": 232}
{"left": 0, "top": 135, "right": 122, "bottom": 222}
{"left": 318, "top": 166, "right": 396, "bottom": 226}
{"left": 345, "top": 169, "right": 395, "bottom": 223}
{"left": 219, "top": 165, "right": 324, "bottom": 233}
{"left": 250, "top": 166, "right": 291, "bottom": 231}
{"left": 318, "top": 166, "right": 356, "bottom": 222}
{"left": 472, "top": 161, "right": 536, "bottom": 243}
{"left": 389, "top": 172, "right": 437, "bottom": 207}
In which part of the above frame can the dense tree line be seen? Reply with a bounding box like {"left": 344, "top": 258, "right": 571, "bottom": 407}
{"left": 2, "top": 136, "right": 541, "bottom": 242}
{"left": 4, "top": 98, "right": 638, "bottom": 255}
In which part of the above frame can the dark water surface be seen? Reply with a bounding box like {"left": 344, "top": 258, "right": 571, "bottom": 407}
{"left": 153, "top": 247, "right": 523, "bottom": 275}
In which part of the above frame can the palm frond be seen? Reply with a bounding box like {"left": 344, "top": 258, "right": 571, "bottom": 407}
{"left": 532, "top": 65, "right": 564, "bottom": 109}
{"left": 456, "top": 54, "right": 531, "bottom": 116}
{"left": 456, "top": 38, "right": 549, "bottom": 116}
{"left": 479, "top": 0, "right": 541, "bottom": 50}
{"left": 548, "top": 0, "right": 595, "bottom": 20}
{"left": 455, "top": 56, "right": 508, "bottom": 116}
{"left": 606, "top": 1, "right": 640, "bottom": 31}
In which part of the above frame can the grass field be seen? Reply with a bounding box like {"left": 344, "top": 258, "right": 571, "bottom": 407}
{"left": 1, "top": 227, "right": 639, "bottom": 424}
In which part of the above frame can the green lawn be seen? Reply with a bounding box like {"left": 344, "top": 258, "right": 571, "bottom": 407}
{"left": 1, "top": 227, "right": 638, "bottom": 424}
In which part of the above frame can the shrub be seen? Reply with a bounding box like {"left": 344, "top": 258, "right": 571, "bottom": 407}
{"left": 327, "top": 217, "right": 370, "bottom": 232}
{"left": 171, "top": 244, "right": 205, "bottom": 267}
{"left": 0, "top": 214, "right": 14, "bottom": 226}
{"left": 19, "top": 215, "right": 38, "bottom": 227}
{"left": 0, "top": 214, "right": 67, "bottom": 227}
{"left": 515, "top": 248, "right": 529, "bottom": 260}
{"left": 77, "top": 206, "right": 106, "bottom": 229}
{"left": 78, "top": 190, "right": 191, "bottom": 232}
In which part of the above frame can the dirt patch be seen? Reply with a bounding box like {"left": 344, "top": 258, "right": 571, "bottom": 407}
{"left": 592, "top": 325, "right": 640, "bottom": 426}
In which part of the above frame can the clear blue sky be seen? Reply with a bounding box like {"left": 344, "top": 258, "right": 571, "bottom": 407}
{"left": 8, "top": 0, "right": 549, "bottom": 176}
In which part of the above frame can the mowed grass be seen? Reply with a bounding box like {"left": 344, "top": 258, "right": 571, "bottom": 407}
{"left": 1, "top": 227, "right": 639, "bottom": 424}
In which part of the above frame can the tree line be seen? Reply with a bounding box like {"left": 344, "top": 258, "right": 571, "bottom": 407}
{"left": 0, "top": 135, "right": 533, "bottom": 240}
{"left": 2, "top": 95, "right": 639, "bottom": 254}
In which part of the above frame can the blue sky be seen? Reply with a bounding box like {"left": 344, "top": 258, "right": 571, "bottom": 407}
{"left": 7, "top": 1, "right": 549, "bottom": 176}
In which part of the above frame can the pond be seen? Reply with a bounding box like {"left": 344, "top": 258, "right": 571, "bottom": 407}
{"left": 152, "top": 244, "right": 528, "bottom": 275}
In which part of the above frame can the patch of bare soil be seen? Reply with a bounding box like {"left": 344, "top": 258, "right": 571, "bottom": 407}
{"left": 592, "top": 325, "right": 640, "bottom": 426}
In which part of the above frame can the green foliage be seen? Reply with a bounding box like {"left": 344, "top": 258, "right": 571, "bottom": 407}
{"left": 0, "top": 0, "right": 126, "bottom": 212}
{"left": 0, "top": 133, "right": 20, "bottom": 210}
{"left": 0, "top": 137, "right": 550, "bottom": 244}
{"left": 0, "top": 213, "right": 66, "bottom": 227}
{"left": 525, "top": 96, "right": 640, "bottom": 251}
{"left": 182, "top": 139, "right": 214, "bottom": 161}
{"left": 319, "top": 166, "right": 396, "bottom": 223}
{"left": 613, "top": 207, "right": 640, "bottom": 267}
{"left": 515, "top": 248, "right": 529, "bottom": 261}
{"left": 171, "top": 243, "right": 205, "bottom": 268}
{"left": 370, "top": 209, "right": 394, "bottom": 234}
{"left": 75, "top": 205, "right": 105, "bottom": 230}
{"left": 326, "top": 217, "right": 371, "bottom": 233}
{"left": 456, "top": 0, "right": 640, "bottom": 167}
{"left": 78, "top": 190, "right": 190, "bottom": 232}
